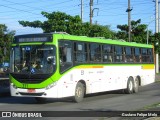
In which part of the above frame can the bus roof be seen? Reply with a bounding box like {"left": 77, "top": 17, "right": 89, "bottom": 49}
{"left": 14, "top": 33, "right": 153, "bottom": 48}
{"left": 54, "top": 33, "right": 153, "bottom": 48}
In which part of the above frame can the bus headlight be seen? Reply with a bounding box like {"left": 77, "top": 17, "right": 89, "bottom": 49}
{"left": 46, "top": 82, "right": 57, "bottom": 90}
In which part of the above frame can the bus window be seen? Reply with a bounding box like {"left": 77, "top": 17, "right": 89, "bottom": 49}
{"left": 11, "top": 45, "right": 56, "bottom": 74}
{"left": 124, "top": 47, "right": 133, "bottom": 62}
{"left": 134, "top": 48, "right": 141, "bottom": 63}
{"left": 102, "top": 45, "right": 113, "bottom": 62}
{"left": 114, "top": 46, "right": 123, "bottom": 62}
{"left": 59, "top": 40, "right": 73, "bottom": 73}
{"left": 74, "top": 42, "right": 87, "bottom": 63}
{"left": 90, "top": 43, "right": 101, "bottom": 62}
{"left": 148, "top": 49, "right": 153, "bottom": 63}
{"left": 142, "top": 48, "right": 147, "bottom": 63}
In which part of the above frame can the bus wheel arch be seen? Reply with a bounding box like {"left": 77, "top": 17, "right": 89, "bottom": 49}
{"left": 72, "top": 80, "right": 86, "bottom": 103}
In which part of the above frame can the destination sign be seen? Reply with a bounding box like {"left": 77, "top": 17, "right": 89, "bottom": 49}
{"left": 19, "top": 37, "right": 48, "bottom": 42}
{"left": 14, "top": 34, "right": 52, "bottom": 43}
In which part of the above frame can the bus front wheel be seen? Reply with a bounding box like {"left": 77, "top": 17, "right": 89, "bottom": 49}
{"left": 72, "top": 82, "right": 85, "bottom": 103}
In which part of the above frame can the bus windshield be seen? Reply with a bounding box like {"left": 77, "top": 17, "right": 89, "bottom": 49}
{"left": 10, "top": 45, "right": 56, "bottom": 74}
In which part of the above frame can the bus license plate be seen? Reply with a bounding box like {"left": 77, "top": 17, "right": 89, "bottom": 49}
{"left": 27, "top": 89, "right": 36, "bottom": 93}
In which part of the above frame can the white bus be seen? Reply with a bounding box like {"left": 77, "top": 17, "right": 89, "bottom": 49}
{"left": 10, "top": 33, "right": 155, "bottom": 103}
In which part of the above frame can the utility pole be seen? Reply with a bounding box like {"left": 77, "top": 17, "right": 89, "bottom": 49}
{"left": 89, "top": 0, "right": 99, "bottom": 25}
{"left": 90, "top": 0, "right": 93, "bottom": 24}
{"left": 126, "top": 0, "right": 132, "bottom": 42}
{"left": 159, "top": 1, "right": 160, "bottom": 32}
{"left": 155, "top": 0, "right": 159, "bottom": 73}
{"left": 81, "top": 0, "right": 83, "bottom": 22}
{"left": 156, "top": 0, "right": 159, "bottom": 33}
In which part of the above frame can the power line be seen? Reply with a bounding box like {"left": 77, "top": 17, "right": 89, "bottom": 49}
{"left": 38, "top": 0, "right": 73, "bottom": 8}
{"left": 2, "top": 0, "right": 45, "bottom": 6}
{"left": 0, "top": 0, "right": 155, "bottom": 35}
{"left": 0, "top": 4, "right": 40, "bottom": 15}
{"left": 1, "top": 0, "right": 77, "bottom": 16}
{"left": 2, "top": 0, "right": 46, "bottom": 11}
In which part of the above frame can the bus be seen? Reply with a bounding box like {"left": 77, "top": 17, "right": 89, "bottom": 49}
{"left": 10, "top": 33, "right": 155, "bottom": 103}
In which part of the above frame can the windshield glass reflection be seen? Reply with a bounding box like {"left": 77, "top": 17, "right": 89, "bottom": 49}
{"left": 11, "top": 45, "right": 56, "bottom": 74}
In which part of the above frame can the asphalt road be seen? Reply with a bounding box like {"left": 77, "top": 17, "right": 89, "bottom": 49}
{"left": 0, "top": 81, "right": 160, "bottom": 120}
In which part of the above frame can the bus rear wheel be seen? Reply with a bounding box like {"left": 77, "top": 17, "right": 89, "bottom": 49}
{"left": 72, "top": 82, "right": 85, "bottom": 103}
{"left": 133, "top": 77, "right": 139, "bottom": 93}
{"left": 124, "top": 77, "right": 134, "bottom": 94}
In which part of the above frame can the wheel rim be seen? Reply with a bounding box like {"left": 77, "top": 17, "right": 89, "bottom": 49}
{"left": 134, "top": 79, "right": 139, "bottom": 91}
{"left": 129, "top": 81, "right": 133, "bottom": 91}
{"left": 76, "top": 87, "right": 82, "bottom": 98}
{"left": 135, "top": 80, "right": 138, "bottom": 88}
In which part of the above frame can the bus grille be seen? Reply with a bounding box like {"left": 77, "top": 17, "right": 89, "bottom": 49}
{"left": 10, "top": 73, "right": 51, "bottom": 84}
{"left": 17, "top": 78, "right": 44, "bottom": 84}
{"left": 19, "top": 92, "right": 44, "bottom": 96}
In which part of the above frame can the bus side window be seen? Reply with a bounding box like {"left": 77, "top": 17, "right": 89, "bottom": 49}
{"left": 90, "top": 43, "right": 101, "bottom": 62}
{"left": 102, "top": 45, "right": 113, "bottom": 63}
{"left": 124, "top": 47, "right": 133, "bottom": 62}
{"left": 148, "top": 49, "right": 153, "bottom": 63}
{"left": 59, "top": 40, "right": 73, "bottom": 73}
{"left": 134, "top": 47, "right": 141, "bottom": 63}
{"left": 114, "top": 46, "right": 123, "bottom": 63}
{"left": 142, "top": 48, "right": 147, "bottom": 63}
{"left": 74, "top": 42, "right": 87, "bottom": 63}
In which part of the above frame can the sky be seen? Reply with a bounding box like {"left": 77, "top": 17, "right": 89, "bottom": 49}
{"left": 0, "top": 0, "right": 156, "bottom": 35}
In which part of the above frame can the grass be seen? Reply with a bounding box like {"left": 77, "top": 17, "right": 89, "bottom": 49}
{"left": 138, "top": 102, "right": 160, "bottom": 111}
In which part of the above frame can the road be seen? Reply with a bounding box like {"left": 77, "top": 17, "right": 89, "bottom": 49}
{"left": 0, "top": 82, "right": 160, "bottom": 120}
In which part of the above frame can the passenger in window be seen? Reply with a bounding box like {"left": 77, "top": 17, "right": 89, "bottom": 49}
{"left": 108, "top": 55, "right": 112, "bottom": 62}
{"left": 123, "top": 56, "right": 127, "bottom": 62}
{"left": 94, "top": 47, "right": 101, "bottom": 62}
{"left": 60, "top": 46, "right": 67, "bottom": 63}
{"left": 139, "top": 55, "right": 142, "bottom": 63}
{"left": 133, "top": 56, "right": 136, "bottom": 63}
{"left": 21, "top": 60, "right": 29, "bottom": 71}
{"left": 62, "top": 46, "right": 67, "bottom": 62}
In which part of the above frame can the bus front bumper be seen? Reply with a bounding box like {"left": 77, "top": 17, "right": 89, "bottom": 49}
{"left": 10, "top": 83, "right": 59, "bottom": 98}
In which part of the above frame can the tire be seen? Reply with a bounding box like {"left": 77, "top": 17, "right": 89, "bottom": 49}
{"left": 133, "top": 77, "right": 139, "bottom": 93}
{"left": 124, "top": 77, "right": 134, "bottom": 94}
{"left": 35, "top": 97, "right": 47, "bottom": 104}
{"left": 72, "top": 82, "right": 85, "bottom": 103}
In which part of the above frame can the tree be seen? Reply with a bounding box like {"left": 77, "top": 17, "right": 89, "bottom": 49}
{"left": 116, "top": 19, "right": 149, "bottom": 43}
{"left": 89, "top": 24, "right": 115, "bottom": 39}
{"left": 19, "top": 11, "right": 115, "bottom": 39}
{"left": 0, "top": 24, "right": 15, "bottom": 63}
{"left": 19, "top": 11, "right": 82, "bottom": 33}
{"left": 152, "top": 33, "right": 160, "bottom": 53}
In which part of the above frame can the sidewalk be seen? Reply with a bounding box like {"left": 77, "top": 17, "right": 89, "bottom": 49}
{"left": 144, "top": 74, "right": 160, "bottom": 111}
{"left": 155, "top": 74, "right": 160, "bottom": 82}
{"left": 140, "top": 74, "right": 160, "bottom": 120}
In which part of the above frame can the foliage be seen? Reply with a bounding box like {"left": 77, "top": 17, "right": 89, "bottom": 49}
{"left": 18, "top": 11, "right": 159, "bottom": 50}
{"left": 116, "top": 19, "right": 149, "bottom": 43}
{"left": 116, "top": 19, "right": 160, "bottom": 55}
{"left": 153, "top": 33, "right": 160, "bottom": 53}
{"left": 0, "top": 24, "right": 15, "bottom": 63}
{"left": 19, "top": 11, "right": 115, "bottom": 39}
